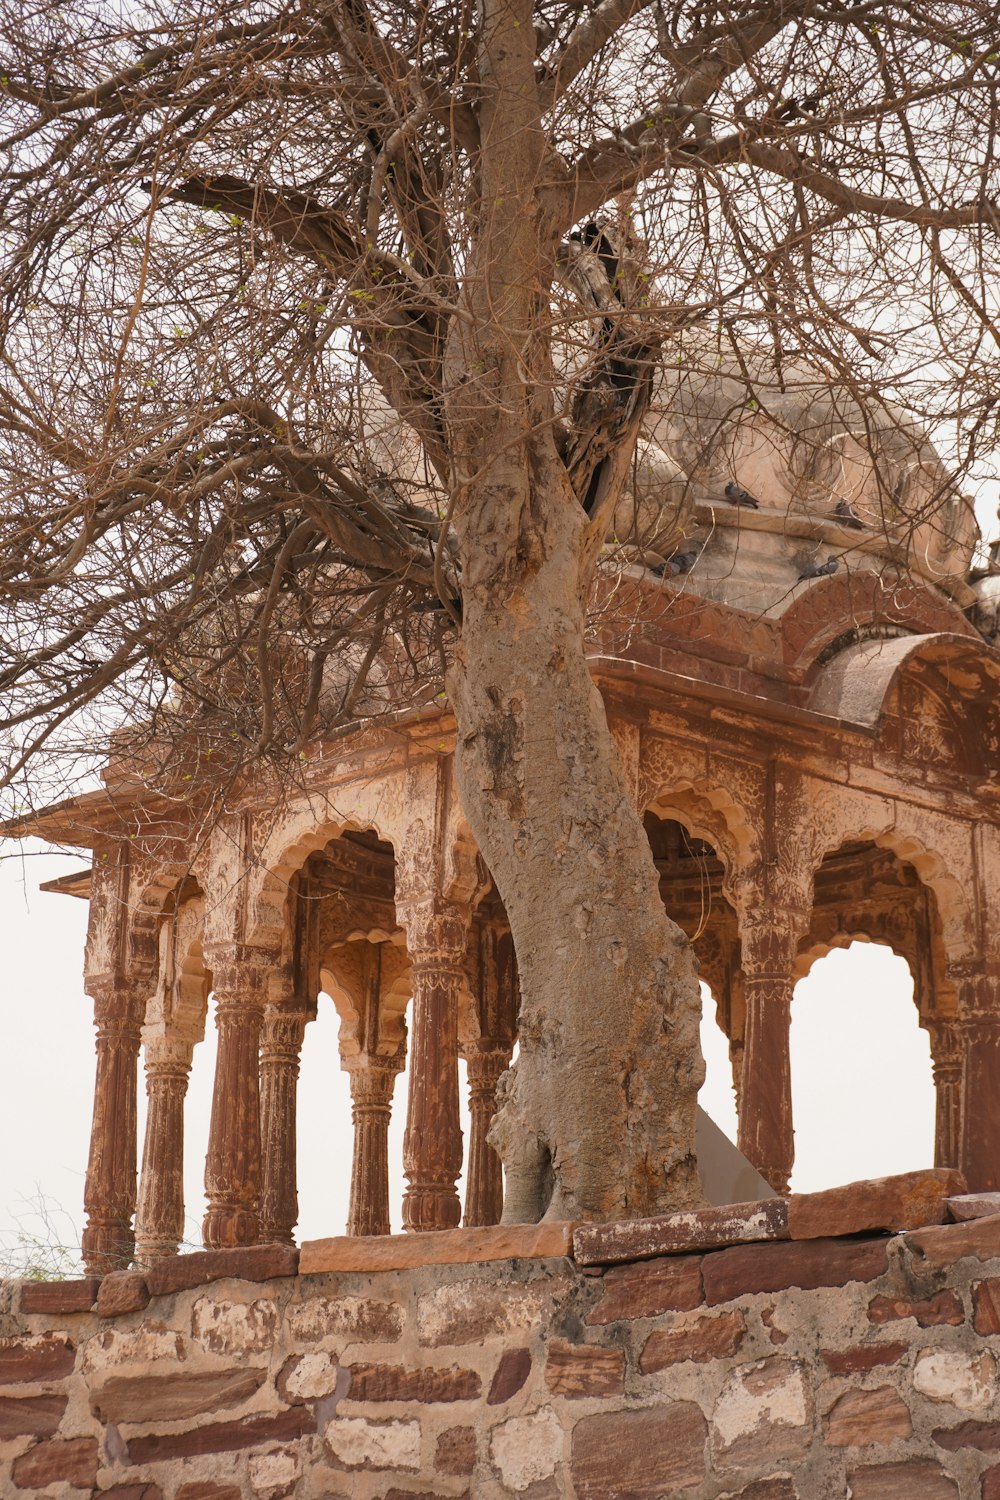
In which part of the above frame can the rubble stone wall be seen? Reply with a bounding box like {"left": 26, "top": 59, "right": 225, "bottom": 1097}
{"left": 1, "top": 1221, "right": 999, "bottom": 1500}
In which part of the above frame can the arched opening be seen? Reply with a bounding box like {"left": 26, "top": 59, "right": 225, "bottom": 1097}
{"left": 790, "top": 942, "right": 934, "bottom": 1189}
{"left": 789, "top": 836, "right": 943, "bottom": 1190}
{"left": 642, "top": 809, "right": 741, "bottom": 1144}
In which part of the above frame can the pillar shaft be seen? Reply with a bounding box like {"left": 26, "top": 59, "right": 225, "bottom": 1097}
{"left": 259, "top": 1006, "right": 310, "bottom": 1245}
{"left": 927, "top": 1021, "right": 962, "bottom": 1172}
{"left": 737, "top": 924, "right": 800, "bottom": 1195}
{"left": 950, "top": 971, "right": 1000, "bottom": 1192}
{"left": 202, "top": 950, "right": 270, "bottom": 1249}
{"left": 400, "top": 905, "right": 467, "bottom": 1232}
{"left": 135, "top": 1040, "right": 192, "bottom": 1265}
{"left": 348, "top": 1055, "right": 402, "bottom": 1237}
{"left": 464, "top": 1045, "right": 511, "bottom": 1228}
{"left": 82, "top": 978, "right": 146, "bottom": 1274}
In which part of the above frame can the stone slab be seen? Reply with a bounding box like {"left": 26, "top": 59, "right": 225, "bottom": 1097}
{"left": 573, "top": 1198, "right": 788, "bottom": 1267}
{"left": 98, "top": 1270, "right": 150, "bottom": 1317}
{"left": 0, "top": 1391, "right": 68, "bottom": 1438}
{"left": 10, "top": 1435, "right": 98, "bottom": 1489}
{"left": 947, "top": 1193, "right": 1000, "bottom": 1222}
{"left": 788, "top": 1170, "right": 967, "bottom": 1240}
{"left": 19, "top": 1277, "right": 100, "bottom": 1314}
{"left": 586, "top": 1253, "right": 704, "bottom": 1324}
{"left": 903, "top": 1214, "right": 1000, "bottom": 1270}
{"left": 703, "top": 1235, "right": 889, "bottom": 1304}
{"left": 126, "top": 1407, "right": 316, "bottom": 1464}
{"left": 0, "top": 1334, "right": 75, "bottom": 1384}
{"left": 145, "top": 1244, "right": 299, "bottom": 1298}
{"left": 300, "top": 1222, "right": 573, "bottom": 1274}
{"left": 571, "top": 1402, "right": 708, "bottom": 1498}
{"left": 91, "top": 1366, "right": 267, "bottom": 1423}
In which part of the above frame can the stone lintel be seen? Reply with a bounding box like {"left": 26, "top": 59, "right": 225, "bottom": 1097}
{"left": 299, "top": 1222, "right": 574, "bottom": 1274}
{"left": 573, "top": 1199, "right": 787, "bottom": 1268}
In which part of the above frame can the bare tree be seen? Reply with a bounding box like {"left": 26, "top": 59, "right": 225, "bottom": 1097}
{"left": 1, "top": 0, "right": 998, "bottom": 1220}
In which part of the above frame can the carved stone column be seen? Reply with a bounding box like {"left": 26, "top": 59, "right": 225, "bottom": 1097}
{"left": 347, "top": 1052, "right": 404, "bottom": 1237}
{"left": 258, "top": 1003, "right": 311, "bottom": 1245}
{"left": 398, "top": 903, "right": 468, "bottom": 1232}
{"left": 464, "top": 1044, "right": 512, "bottom": 1228}
{"left": 202, "top": 947, "right": 272, "bottom": 1248}
{"left": 951, "top": 969, "right": 1000, "bottom": 1192}
{"left": 737, "top": 922, "right": 802, "bottom": 1195}
{"left": 134, "top": 1035, "right": 193, "bottom": 1265}
{"left": 926, "top": 1020, "right": 962, "bottom": 1172}
{"left": 82, "top": 976, "right": 146, "bottom": 1274}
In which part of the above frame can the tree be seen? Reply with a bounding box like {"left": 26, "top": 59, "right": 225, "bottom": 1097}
{"left": 1, "top": 0, "right": 998, "bottom": 1222}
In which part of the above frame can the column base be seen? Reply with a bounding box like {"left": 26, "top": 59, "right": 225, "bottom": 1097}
{"left": 82, "top": 1219, "right": 135, "bottom": 1275}
{"left": 202, "top": 1203, "right": 259, "bottom": 1249}
{"left": 402, "top": 1183, "right": 462, "bottom": 1232}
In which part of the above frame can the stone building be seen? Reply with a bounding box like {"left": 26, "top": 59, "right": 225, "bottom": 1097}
{"left": 3, "top": 378, "right": 1000, "bottom": 1499}
{"left": 5, "top": 368, "right": 999, "bottom": 1271}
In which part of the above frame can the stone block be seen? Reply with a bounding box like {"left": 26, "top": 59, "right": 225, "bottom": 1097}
{"left": 868, "top": 1291, "right": 964, "bottom": 1327}
{"left": 300, "top": 1221, "right": 573, "bottom": 1273}
{"left": 571, "top": 1402, "right": 708, "bottom": 1497}
{"left": 0, "top": 1333, "right": 75, "bottom": 1384}
{"left": 703, "top": 1236, "right": 889, "bottom": 1303}
{"left": 126, "top": 1407, "right": 316, "bottom": 1464}
{"left": 192, "top": 1296, "right": 280, "bottom": 1356}
{"left": 983, "top": 1465, "right": 1000, "bottom": 1499}
{"left": 948, "top": 1193, "right": 1000, "bottom": 1221}
{"left": 932, "top": 1421, "right": 1000, "bottom": 1452}
{"left": 19, "top": 1278, "right": 100, "bottom": 1314}
{"left": 544, "top": 1338, "right": 625, "bottom": 1396}
{"left": 323, "top": 1415, "right": 421, "bottom": 1470}
{"left": 492, "top": 1407, "right": 565, "bottom": 1491}
{"left": 10, "top": 1435, "right": 98, "bottom": 1489}
{"left": 846, "top": 1461, "right": 959, "bottom": 1498}
{"left": 100, "top": 1487, "right": 164, "bottom": 1500}
{"left": 573, "top": 1198, "right": 787, "bottom": 1266}
{"left": 175, "top": 1486, "right": 243, "bottom": 1500}
{"left": 416, "top": 1280, "right": 546, "bottom": 1346}
{"left": 91, "top": 1365, "right": 267, "bottom": 1423}
{"left": 904, "top": 1214, "right": 1000, "bottom": 1269}
{"left": 347, "top": 1362, "right": 480, "bottom": 1402}
{"left": 719, "top": 1484, "right": 797, "bottom": 1500}
{"left": 97, "top": 1270, "right": 150, "bottom": 1318}
{"left": 436, "top": 1424, "right": 477, "bottom": 1474}
{"left": 974, "top": 1279, "right": 1000, "bottom": 1334}
{"left": 825, "top": 1385, "right": 913, "bottom": 1445}
{"left": 81, "top": 1324, "right": 186, "bottom": 1372}
{"left": 788, "top": 1170, "right": 966, "bottom": 1241}
{"left": 249, "top": 1447, "right": 299, "bottom": 1499}
{"left": 0, "top": 1391, "right": 67, "bottom": 1438}
{"left": 820, "top": 1342, "right": 908, "bottom": 1375}
{"left": 286, "top": 1293, "right": 403, "bottom": 1344}
{"left": 277, "top": 1350, "right": 344, "bottom": 1403}
{"left": 639, "top": 1310, "right": 746, "bottom": 1372}
{"left": 712, "top": 1358, "right": 812, "bottom": 1470}
{"left": 145, "top": 1244, "right": 298, "bottom": 1297}
{"left": 586, "top": 1253, "right": 703, "bottom": 1324}
{"left": 913, "top": 1349, "right": 996, "bottom": 1411}
{"left": 487, "top": 1347, "right": 531, "bottom": 1405}
{"left": 385, "top": 1492, "right": 469, "bottom": 1500}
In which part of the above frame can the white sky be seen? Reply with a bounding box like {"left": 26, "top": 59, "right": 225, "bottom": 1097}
{"left": 0, "top": 838, "right": 936, "bottom": 1271}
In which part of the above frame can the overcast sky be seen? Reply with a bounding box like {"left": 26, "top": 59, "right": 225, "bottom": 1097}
{"left": 0, "top": 836, "right": 937, "bottom": 1273}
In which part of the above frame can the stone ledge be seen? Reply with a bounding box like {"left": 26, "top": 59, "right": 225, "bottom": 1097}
{"left": 145, "top": 1244, "right": 299, "bottom": 1298}
{"left": 788, "top": 1170, "right": 967, "bottom": 1240}
{"left": 573, "top": 1199, "right": 787, "bottom": 1268}
{"left": 19, "top": 1277, "right": 100, "bottom": 1315}
{"left": 903, "top": 1213, "right": 1000, "bottom": 1269}
{"left": 299, "top": 1222, "right": 574, "bottom": 1274}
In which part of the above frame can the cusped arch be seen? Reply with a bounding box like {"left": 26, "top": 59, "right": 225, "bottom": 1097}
{"left": 643, "top": 777, "right": 756, "bottom": 900}
{"left": 248, "top": 791, "right": 407, "bottom": 949}
{"left": 794, "top": 930, "right": 916, "bottom": 987}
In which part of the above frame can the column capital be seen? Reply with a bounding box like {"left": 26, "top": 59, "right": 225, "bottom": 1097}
{"left": 395, "top": 898, "right": 471, "bottom": 963}
{"left": 738, "top": 918, "right": 806, "bottom": 981}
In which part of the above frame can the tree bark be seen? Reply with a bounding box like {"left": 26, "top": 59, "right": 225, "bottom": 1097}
{"left": 449, "top": 527, "right": 704, "bottom": 1223}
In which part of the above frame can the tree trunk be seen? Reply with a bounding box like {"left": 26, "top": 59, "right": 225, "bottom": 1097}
{"left": 449, "top": 495, "right": 705, "bottom": 1225}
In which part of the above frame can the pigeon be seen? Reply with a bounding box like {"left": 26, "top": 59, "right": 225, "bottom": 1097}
{"left": 798, "top": 556, "right": 839, "bottom": 582}
{"left": 835, "top": 498, "right": 865, "bottom": 530}
{"left": 724, "top": 481, "right": 759, "bottom": 508}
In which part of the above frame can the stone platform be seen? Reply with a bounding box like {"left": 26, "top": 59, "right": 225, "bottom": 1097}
{"left": 1, "top": 1173, "right": 999, "bottom": 1498}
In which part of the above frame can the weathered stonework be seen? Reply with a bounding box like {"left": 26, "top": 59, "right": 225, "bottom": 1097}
{"left": 2, "top": 1208, "right": 999, "bottom": 1498}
